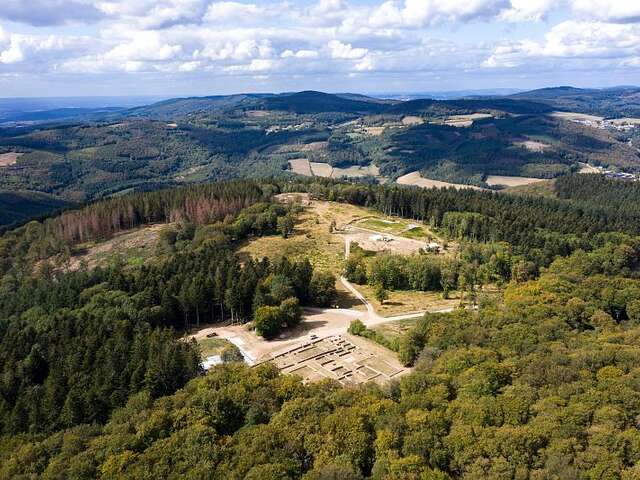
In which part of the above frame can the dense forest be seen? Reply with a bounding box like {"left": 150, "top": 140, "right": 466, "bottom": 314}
{"left": 2, "top": 175, "right": 640, "bottom": 478}
{"left": 3, "top": 240, "right": 640, "bottom": 478}
{"left": 0, "top": 181, "right": 337, "bottom": 437}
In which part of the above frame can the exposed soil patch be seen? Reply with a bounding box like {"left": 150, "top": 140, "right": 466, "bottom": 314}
{"left": 0, "top": 152, "right": 22, "bottom": 166}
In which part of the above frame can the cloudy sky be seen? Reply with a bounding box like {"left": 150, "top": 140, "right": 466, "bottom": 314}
{"left": 1, "top": 0, "right": 639, "bottom": 97}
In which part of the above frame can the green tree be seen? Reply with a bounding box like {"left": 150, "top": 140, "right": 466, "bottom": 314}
{"left": 310, "top": 271, "right": 337, "bottom": 307}
{"left": 254, "top": 306, "right": 283, "bottom": 339}
{"left": 374, "top": 284, "right": 388, "bottom": 305}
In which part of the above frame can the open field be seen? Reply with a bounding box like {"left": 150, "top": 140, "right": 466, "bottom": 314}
{"left": 0, "top": 152, "right": 21, "bottom": 166}
{"left": 363, "top": 126, "right": 386, "bottom": 136}
{"left": 397, "top": 171, "right": 484, "bottom": 190}
{"left": 372, "top": 317, "right": 420, "bottom": 339}
{"left": 238, "top": 199, "right": 372, "bottom": 274}
{"left": 288, "top": 158, "right": 313, "bottom": 176}
{"left": 485, "top": 175, "right": 546, "bottom": 187}
{"left": 444, "top": 113, "right": 493, "bottom": 127}
{"left": 551, "top": 111, "right": 604, "bottom": 123}
{"left": 197, "top": 337, "right": 232, "bottom": 357}
{"left": 353, "top": 283, "right": 459, "bottom": 317}
{"left": 515, "top": 140, "right": 550, "bottom": 152}
{"left": 503, "top": 179, "right": 556, "bottom": 198}
{"left": 309, "top": 161, "right": 333, "bottom": 177}
{"left": 345, "top": 231, "right": 429, "bottom": 256}
{"left": 333, "top": 164, "right": 380, "bottom": 178}
{"left": 356, "top": 218, "right": 430, "bottom": 240}
{"left": 402, "top": 116, "right": 423, "bottom": 125}
{"left": 578, "top": 162, "right": 601, "bottom": 174}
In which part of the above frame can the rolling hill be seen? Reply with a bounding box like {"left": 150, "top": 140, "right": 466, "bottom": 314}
{"left": 0, "top": 89, "right": 637, "bottom": 226}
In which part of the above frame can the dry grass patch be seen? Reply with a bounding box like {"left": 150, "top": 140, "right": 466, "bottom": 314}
{"left": 354, "top": 284, "right": 460, "bottom": 317}
{"left": 238, "top": 201, "right": 347, "bottom": 274}
{"left": 402, "top": 116, "right": 423, "bottom": 126}
{"left": 397, "top": 171, "right": 484, "bottom": 191}
{"left": 0, "top": 152, "right": 22, "bottom": 166}
{"left": 551, "top": 111, "right": 604, "bottom": 123}
{"left": 485, "top": 175, "right": 545, "bottom": 187}
{"left": 67, "top": 223, "right": 167, "bottom": 271}
{"left": 289, "top": 158, "right": 313, "bottom": 176}
{"left": 309, "top": 162, "right": 333, "bottom": 178}
{"left": 332, "top": 164, "right": 380, "bottom": 178}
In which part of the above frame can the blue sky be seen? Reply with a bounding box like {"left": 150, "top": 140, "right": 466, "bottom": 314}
{"left": 1, "top": 0, "right": 639, "bottom": 97}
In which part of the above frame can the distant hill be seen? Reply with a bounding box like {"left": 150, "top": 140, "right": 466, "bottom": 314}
{"left": 131, "top": 91, "right": 389, "bottom": 118}
{"left": 262, "top": 91, "right": 387, "bottom": 114}
{"left": 0, "top": 190, "right": 72, "bottom": 228}
{"left": 387, "top": 97, "right": 553, "bottom": 115}
{"left": 509, "top": 86, "right": 640, "bottom": 117}
{"left": 509, "top": 86, "right": 599, "bottom": 99}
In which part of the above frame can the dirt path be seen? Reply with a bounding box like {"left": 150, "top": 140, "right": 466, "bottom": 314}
{"left": 190, "top": 277, "right": 453, "bottom": 366}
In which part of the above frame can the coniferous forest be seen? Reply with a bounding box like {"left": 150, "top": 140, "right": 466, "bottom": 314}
{"left": 2, "top": 174, "right": 640, "bottom": 478}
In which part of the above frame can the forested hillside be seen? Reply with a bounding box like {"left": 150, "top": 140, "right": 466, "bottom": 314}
{"left": 2, "top": 176, "right": 640, "bottom": 478}
{"left": 0, "top": 90, "right": 638, "bottom": 227}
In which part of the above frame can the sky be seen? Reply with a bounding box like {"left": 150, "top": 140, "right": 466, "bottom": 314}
{"left": 0, "top": 0, "right": 639, "bottom": 97}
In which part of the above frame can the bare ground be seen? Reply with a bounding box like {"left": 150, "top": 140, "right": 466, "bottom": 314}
{"left": 0, "top": 152, "right": 22, "bottom": 166}
{"left": 485, "top": 175, "right": 545, "bottom": 187}
{"left": 397, "top": 171, "right": 484, "bottom": 190}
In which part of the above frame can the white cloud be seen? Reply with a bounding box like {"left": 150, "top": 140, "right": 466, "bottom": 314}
{"left": 370, "top": 0, "right": 509, "bottom": 28}
{"left": 327, "top": 39, "right": 367, "bottom": 59}
{"left": 224, "top": 58, "right": 277, "bottom": 72}
{"left": 104, "top": 31, "right": 182, "bottom": 62}
{"left": 204, "top": 2, "right": 264, "bottom": 22}
{"left": 0, "top": 29, "right": 89, "bottom": 65}
{"left": 196, "top": 39, "right": 275, "bottom": 61}
{"left": 281, "top": 49, "right": 319, "bottom": 59}
{"left": 500, "top": 0, "right": 555, "bottom": 22}
{"left": 483, "top": 20, "right": 640, "bottom": 68}
{"left": 570, "top": 0, "right": 640, "bottom": 23}
{"left": 97, "top": 0, "right": 209, "bottom": 29}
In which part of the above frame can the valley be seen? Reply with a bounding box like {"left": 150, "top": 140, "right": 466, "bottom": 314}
{"left": 0, "top": 87, "right": 639, "bottom": 230}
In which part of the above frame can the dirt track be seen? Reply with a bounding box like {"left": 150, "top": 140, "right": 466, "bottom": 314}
{"left": 190, "top": 275, "right": 453, "bottom": 365}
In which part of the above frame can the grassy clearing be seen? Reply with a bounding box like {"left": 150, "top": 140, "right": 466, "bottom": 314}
{"left": 237, "top": 200, "right": 357, "bottom": 274}
{"left": 197, "top": 337, "right": 233, "bottom": 357}
{"left": 504, "top": 179, "right": 556, "bottom": 198}
{"left": 356, "top": 217, "right": 433, "bottom": 241}
{"left": 354, "top": 283, "right": 460, "bottom": 317}
{"left": 371, "top": 317, "right": 423, "bottom": 342}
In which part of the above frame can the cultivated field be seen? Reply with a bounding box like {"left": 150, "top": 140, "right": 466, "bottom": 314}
{"left": 397, "top": 171, "right": 484, "bottom": 190}
{"left": 333, "top": 163, "right": 380, "bottom": 178}
{"left": 551, "top": 111, "right": 604, "bottom": 123}
{"left": 0, "top": 152, "right": 22, "bottom": 166}
{"left": 444, "top": 113, "right": 493, "bottom": 127}
{"left": 289, "top": 159, "right": 381, "bottom": 179}
{"left": 289, "top": 158, "right": 313, "bottom": 176}
{"left": 485, "top": 175, "right": 546, "bottom": 187}
{"left": 402, "top": 116, "right": 423, "bottom": 125}
{"left": 309, "top": 162, "right": 333, "bottom": 177}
